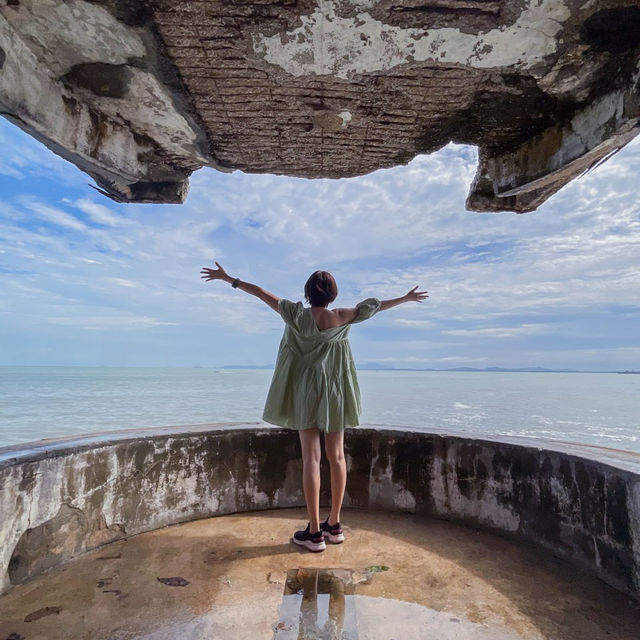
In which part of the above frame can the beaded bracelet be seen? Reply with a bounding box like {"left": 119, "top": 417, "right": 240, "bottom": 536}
{"left": 231, "top": 278, "right": 240, "bottom": 288}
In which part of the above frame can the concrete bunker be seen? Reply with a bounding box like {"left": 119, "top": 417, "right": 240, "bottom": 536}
{"left": 1, "top": 424, "right": 639, "bottom": 602}
{"left": 1, "top": 0, "right": 639, "bottom": 211}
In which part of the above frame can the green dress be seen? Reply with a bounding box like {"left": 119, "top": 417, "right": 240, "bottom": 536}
{"left": 262, "top": 298, "right": 381, "bottom": 432}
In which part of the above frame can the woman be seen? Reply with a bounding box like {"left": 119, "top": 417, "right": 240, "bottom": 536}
{"left": 200, "top": 262, "right": 428, "bottom": 552}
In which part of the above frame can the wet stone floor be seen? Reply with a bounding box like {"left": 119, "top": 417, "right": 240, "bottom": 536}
{"left": 1, "top": 508, "right": 640, "bottom": 640}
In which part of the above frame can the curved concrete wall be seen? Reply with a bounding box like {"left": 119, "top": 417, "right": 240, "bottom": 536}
{"left": 1, "top": 424, "right": 639, "bottom": 600}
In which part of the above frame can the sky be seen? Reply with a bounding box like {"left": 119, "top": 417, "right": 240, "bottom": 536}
{"left": 0, "top": 116, "right": 639, "bottom": 370}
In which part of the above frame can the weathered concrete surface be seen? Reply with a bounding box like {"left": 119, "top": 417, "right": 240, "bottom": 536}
{"left": 1, "top": 424, "right": 640, "bottom": 606}
{"left": 1, "top": 509, "right": 640, "bottom": 639}
{"left": 1, "top": 1, "right": 639, "bottom": 211}
{"left": 8, "top": 502, "right": 126, "bottom": 585}
{"left": 0, "top": 0, "right": 214, "bottom": 203}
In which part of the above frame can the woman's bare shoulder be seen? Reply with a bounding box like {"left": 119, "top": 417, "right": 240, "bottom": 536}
{"left": 309, "top": 306, "right": 349, "bottom": 331}
{"left": 331, "top": 306, "right": 359, "bottom": 326}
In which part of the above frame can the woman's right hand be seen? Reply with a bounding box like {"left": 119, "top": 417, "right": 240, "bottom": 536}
{"left": 200, "top": 261, "right": 230, "bottom": 282}
{"left": 404, "top": 286, "right": 429, "bottom": 302}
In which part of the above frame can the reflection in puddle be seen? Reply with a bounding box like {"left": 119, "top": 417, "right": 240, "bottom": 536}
{"left": 274, "top": 568, "right": 369, "bottom": 639}
{"left": 274, "top": 568, "right": 529, "bottom": 640}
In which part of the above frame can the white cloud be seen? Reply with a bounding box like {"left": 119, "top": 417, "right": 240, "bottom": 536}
{"left": 18, "top": 197, "right": 87, "bottom": 231}
{"left": 72, "top": 199, "right": 126, "bottom": 227}
{"left": 104, "top": 277, "right": 137, "bottom": 288}
{"left": 392, "top": 318, "right": 435, "bottom": 329}
{"left": 188, "top": 144, "right": 492, "bottom": 264}
{"left": 1, "top": 114, "right": 639, "bottom": 368}
{"left": 47, "top": 315, "right": 180, "bottom": 330}
{"left": 437, "top": 356, "right": 490, "bottom": 363}
{"left": 444, "top": 324, "right": 551, "bottom": 339}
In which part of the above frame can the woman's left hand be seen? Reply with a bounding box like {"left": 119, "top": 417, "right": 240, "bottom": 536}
{"left": 404, "top": 286, "right": 429, "bottom": 302}
{"left": 200, "top": 261, "right": 229, "bottom": 282}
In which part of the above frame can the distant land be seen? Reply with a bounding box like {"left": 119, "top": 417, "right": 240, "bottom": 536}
{"left": 219, "top": 364, "right": 636, "bottom": 373}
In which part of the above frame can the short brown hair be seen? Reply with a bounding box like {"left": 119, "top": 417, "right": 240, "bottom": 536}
{"left": 304, "top": 271, "right": 338, "bottom": 307}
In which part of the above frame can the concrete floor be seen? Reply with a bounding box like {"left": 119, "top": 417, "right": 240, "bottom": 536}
{"left": 1, "top": 509, "right": 639, "bottom": 640}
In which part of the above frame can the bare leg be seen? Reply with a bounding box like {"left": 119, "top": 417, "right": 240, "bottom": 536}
{"left": 326, "top": 572, "right": 346, "bottom": 635}
{"left": 297, "top": 569, "right": 319, "bottom": 640}
{"left": 298, "top": 427, "right": 321, "bottom": 532}
{"left": 324, "top": 431, "right": 346, "bottom": 525}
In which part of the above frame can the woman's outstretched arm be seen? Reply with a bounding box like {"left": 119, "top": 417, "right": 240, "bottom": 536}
{"left": 379, "top": 286, "right": 428, "bottom": 311}
{"left": 335, "top": 286, "right": 428, "bottom": 323}
{"left": 200, "top": 262, "right": 279, "bottom": 312}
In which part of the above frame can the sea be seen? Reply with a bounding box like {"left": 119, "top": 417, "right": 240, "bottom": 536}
{"left": 0, "top": 367, "right": 638, "bottom": 453}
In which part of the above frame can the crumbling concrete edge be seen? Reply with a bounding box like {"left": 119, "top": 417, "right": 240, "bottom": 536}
{"left": 467, "top": 62, "right": 640, "bottom": 212}
{"left": 0, "top": 1, "right": 222, "bottom": 204}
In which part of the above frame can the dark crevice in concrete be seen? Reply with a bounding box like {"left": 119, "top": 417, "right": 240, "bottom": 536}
{"left": 460, "top": 75, "right": 573, "bottom": 154}
{"left": 127, "top": 55, "right": 148, "bottom": 70}
{"left": 581, "top": 7, "right": 640, "bottom": 54}
{"left": 61, "top": 62, "right": 133, "bottom": 99}
{"left": 86, "top": 0, "right": 154, "bottom": 27}
{"left": 128, "top": 179, "right": 188, "bottom": 202}
{"left": 372, "top": 0, "right": 522, "bottom": 32}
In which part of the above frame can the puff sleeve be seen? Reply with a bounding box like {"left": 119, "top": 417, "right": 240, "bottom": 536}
{"left": 350, "top": 297, "right": 381, "bottom": 324}
{"left": 278, "top": 298, "right": 304, "bottom": 328}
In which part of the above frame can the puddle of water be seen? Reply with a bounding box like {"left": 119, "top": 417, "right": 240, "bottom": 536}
{"left": 273, "top": 568, "right": 529, "bottom": 640}
{"left": 274, "top": 568, "right": 366, "bottom": 640}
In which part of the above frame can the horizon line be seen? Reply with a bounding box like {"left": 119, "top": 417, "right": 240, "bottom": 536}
{"left": 1, "top": 364, "right": 637, "bottom": 374}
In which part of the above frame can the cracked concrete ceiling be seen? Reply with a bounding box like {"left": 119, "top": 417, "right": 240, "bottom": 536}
{"left": 1, "top": 0, "right": 639, "bottom": 211}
